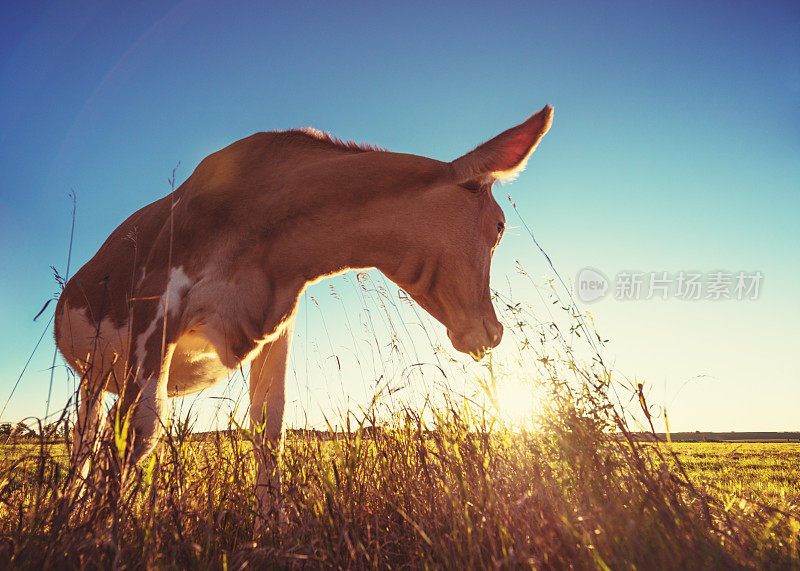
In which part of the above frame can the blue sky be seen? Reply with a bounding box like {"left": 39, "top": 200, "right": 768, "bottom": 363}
{"left": 1, "top": 1, "right": 798, "bottom": 431}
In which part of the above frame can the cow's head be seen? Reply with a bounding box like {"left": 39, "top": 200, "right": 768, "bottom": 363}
{"left": 395, "top": 106, "right": 553, "bottom": 360}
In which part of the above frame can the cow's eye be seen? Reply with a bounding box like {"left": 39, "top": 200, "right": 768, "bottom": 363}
{"left": 497, "top": 221, "right": 505, "bottom": 233}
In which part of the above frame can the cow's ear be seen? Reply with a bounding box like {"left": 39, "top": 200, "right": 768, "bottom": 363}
{"left": 450, "top": 105, "right": 553, "bottom": 184}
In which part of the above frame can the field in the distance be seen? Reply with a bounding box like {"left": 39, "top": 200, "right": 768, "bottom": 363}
{"left": 667, "top": 442, "right": 800, "bottom": 508}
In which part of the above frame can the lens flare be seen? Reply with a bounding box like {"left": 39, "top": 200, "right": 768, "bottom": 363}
{"left": 491, "top": 380, "right": 537, "bottom": 427}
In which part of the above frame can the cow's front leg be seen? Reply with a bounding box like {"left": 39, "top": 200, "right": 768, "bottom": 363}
{"left": 124, "top": 353, "right": 174, "bottom": 467}
{"left": 118, "top": 307, "right": 178, "bottom": 467}
{"left": 71, "top": 382, "right": 107, "bottom": 485}
{"left": 249, "top": 320, "right": 293, "bottom": 523}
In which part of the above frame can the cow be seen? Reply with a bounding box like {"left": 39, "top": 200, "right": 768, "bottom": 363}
{"left": 55, "top": 105, "right": 553, "bottom": 518}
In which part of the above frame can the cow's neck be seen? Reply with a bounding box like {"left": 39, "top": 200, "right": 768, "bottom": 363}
{"left": 253, "top": 153, "right": 443, "bottom": 333}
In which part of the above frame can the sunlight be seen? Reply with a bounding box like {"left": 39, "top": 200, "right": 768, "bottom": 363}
{"left": 491, "top": 380, "right": 538, "bottom": 427}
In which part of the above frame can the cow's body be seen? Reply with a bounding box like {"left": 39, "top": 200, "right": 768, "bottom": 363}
{"left": 55, "top": 106, "right": 553, "bottom": 519}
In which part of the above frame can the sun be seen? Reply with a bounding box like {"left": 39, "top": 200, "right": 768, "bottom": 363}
{"left": 491, "top": 380, "right": 538, "bottom": 427}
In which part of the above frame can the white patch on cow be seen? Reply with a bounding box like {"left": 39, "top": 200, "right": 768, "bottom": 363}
{"left": 134, "top": 267, "right": 192, "bottom": 368}
{"left": 165, "top": 267, "right": 191, "bottom": 316}
{"left": 135, "top": 304, "right": 164, "bottom": 370}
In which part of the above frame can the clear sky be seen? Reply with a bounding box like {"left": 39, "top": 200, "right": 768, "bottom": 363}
{"left": 1, "top": 1, "right": 798, "bottom": 432}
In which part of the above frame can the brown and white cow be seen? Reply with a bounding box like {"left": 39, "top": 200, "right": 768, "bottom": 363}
{"left": 55, "top": 105, "right": 553, "bottom": 516}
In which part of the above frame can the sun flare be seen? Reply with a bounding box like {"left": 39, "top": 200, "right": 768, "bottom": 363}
{"left": 491, "top": 380, "right": 539, "bottom": 427}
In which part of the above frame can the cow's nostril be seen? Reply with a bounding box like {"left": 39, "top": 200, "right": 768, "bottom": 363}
{"left": 486, "top": 321, "right": 503, "bottom": 346}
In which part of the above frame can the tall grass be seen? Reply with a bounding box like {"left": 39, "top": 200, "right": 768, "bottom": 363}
{"left": 1, "top": 231, "right": 798, "bottom": 569}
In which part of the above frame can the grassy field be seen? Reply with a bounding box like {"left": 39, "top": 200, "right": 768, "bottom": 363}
{"left": 4, "top": 440, "right": 799, "bottom": 511}
{"left": 1, "top": 418, "right": 799, "bottom": 569}
{"left": 2, "top": 270, "right": 798, "bottom": 568}
{"left": 668, "top": 443, "right": 800, "bottom": 508}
